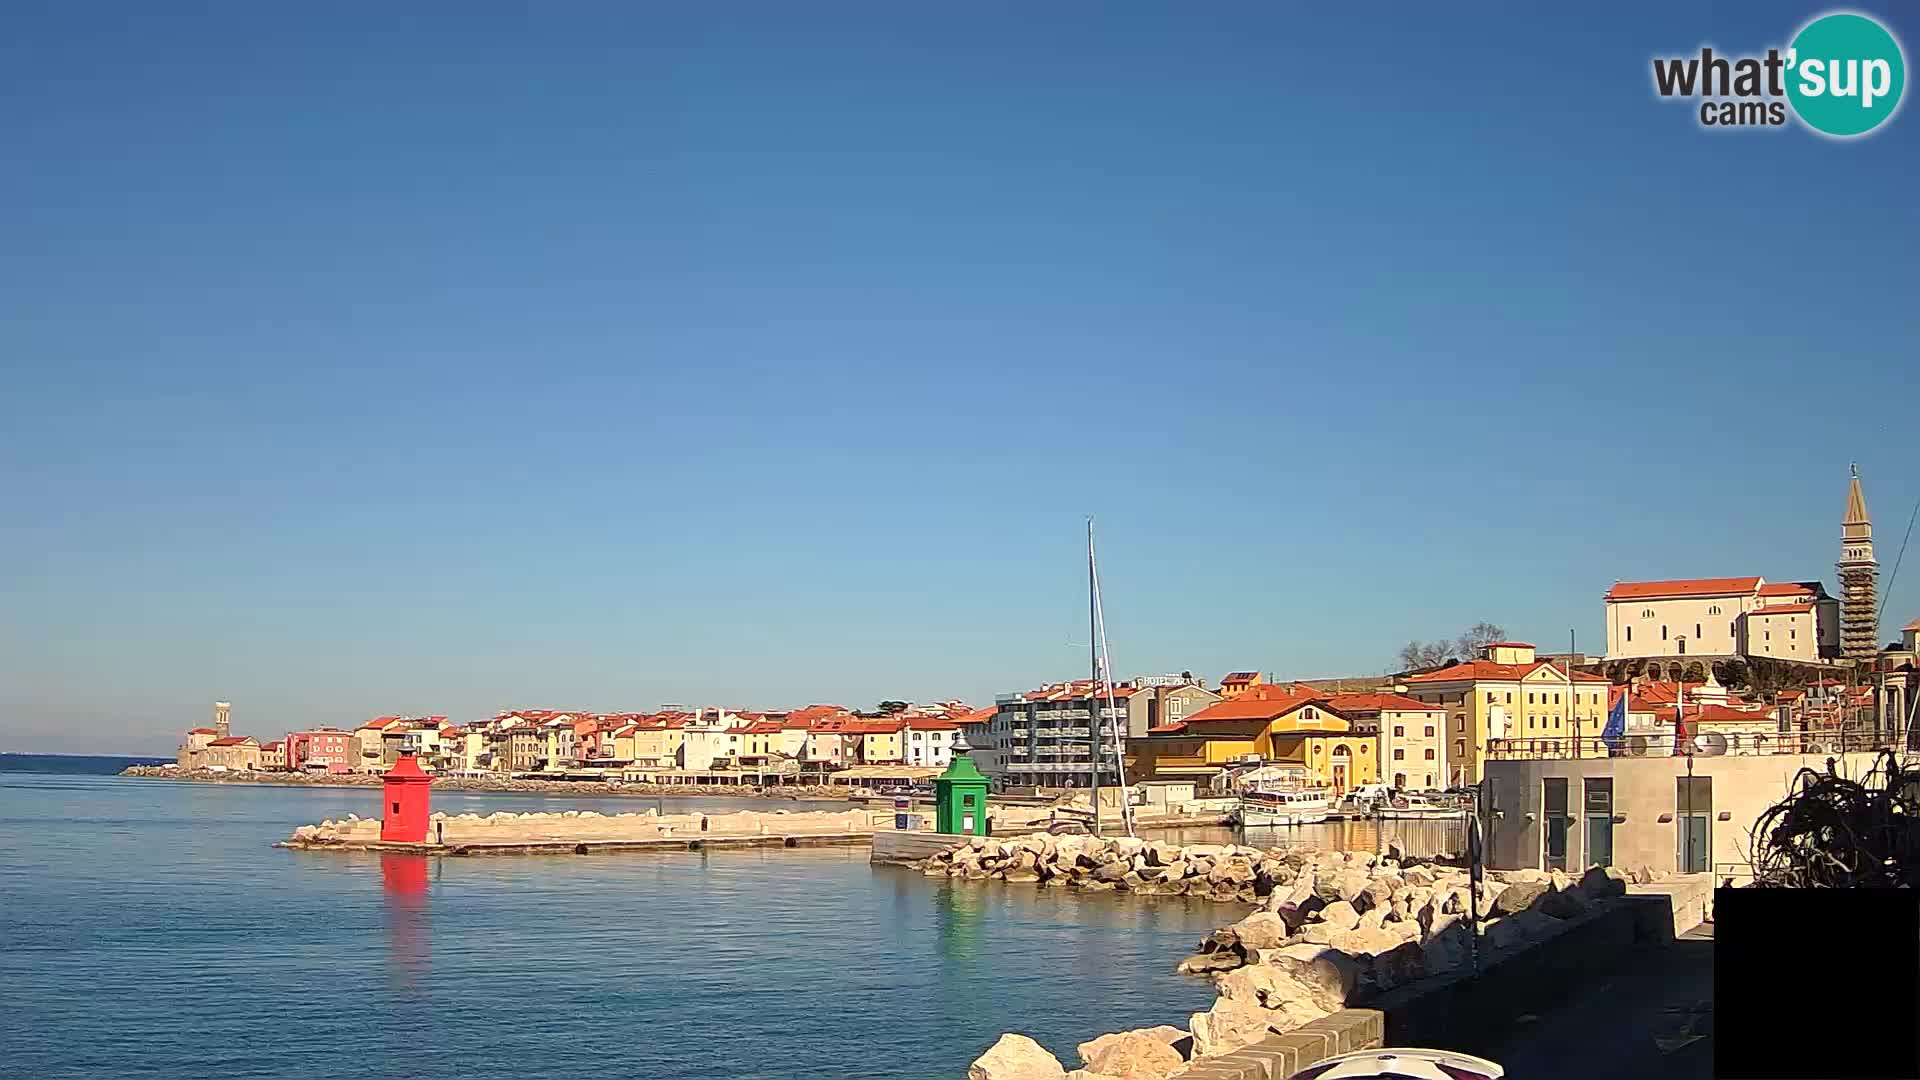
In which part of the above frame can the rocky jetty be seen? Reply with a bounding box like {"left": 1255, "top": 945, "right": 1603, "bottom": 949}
{"left": 945, "top": 836, "right": 1631, "bottom": 1080}
{"left": 285, "top": 806, "right": 875, "bottom": 847}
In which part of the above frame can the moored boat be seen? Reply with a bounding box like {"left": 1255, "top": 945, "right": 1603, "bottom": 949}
{"left": 1234, "top": 787, "right": 1332, "bottom": 827}
{"left": 1373, "top": 792, "right": 1469, "bottom": 820}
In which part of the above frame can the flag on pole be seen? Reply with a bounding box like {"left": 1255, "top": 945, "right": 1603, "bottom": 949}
{"left": 1601, "top": 687, "right": 1627, "bottom": 755}
{"left": 1671, "top": 698, "right": 1690, "bottom": 757}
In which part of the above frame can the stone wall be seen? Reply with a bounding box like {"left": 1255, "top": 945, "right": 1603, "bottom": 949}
{"left": 287, "top": 807, "right": 877, "bottom": 846}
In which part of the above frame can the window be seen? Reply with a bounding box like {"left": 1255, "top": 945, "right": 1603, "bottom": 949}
{"left": 1790, "top": 629, "right": 1796, "bottom": 640}
{"left": 1455, "top": 739, "right": 1466, "bottom": 757}
{"left": 1553, "top": 693, "right": 1560, "bottom": 705}
{"left": 1642, "top": 608, "right": 1654, "bottom": 618}
{"left": 1661, "top": 625, "right": 1669, "bottom": 640}
{"left": 1394, "top": 749, "right": 1405, "bottom": 760}
{"left": 1528, "top": 692, "right": 1535, "bottom": 704}
{"left": 1424, "top": 725, "right": 1435, "bottom": 737}
{"left": 1764, "top": 630, "right": 1770, "bottom": 641}
{"left": 1708, "top": 605, "right": 1721, "bottom": 615}
{"left": 1393, "top": 725, "right": 1405, "bottom": 737}
{"left": 1455, "top": 717, "right": 1466, "bottom": 732}
{"left": 1626, "top": 626, "right": 1633, "bottom": 642}
{"left": 1487, "top": 692, "right": 1497, "bottom": 704}
{"left": 1506, "top": 693, "right": 1513, "bottom": 703}
{"left": 1424, "top": 749, "right": 1436, "bottom": 759}
{"left": 1695, "top": 623, "right": 1702, "bottom": 639}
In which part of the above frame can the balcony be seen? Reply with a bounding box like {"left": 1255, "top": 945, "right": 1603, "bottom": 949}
{"left": 1484, "top": 730, "right": 1889, "bottom": 761}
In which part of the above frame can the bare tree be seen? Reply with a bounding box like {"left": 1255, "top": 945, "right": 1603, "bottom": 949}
{"left": 1396, "top": 640, "right": 1455, "bottom": 672}
{"left": 1394, "top": 622, "right": 1509, "bottom": 673}
{"left": 1454, "top": 622, "right": 1508, "bottom": 660}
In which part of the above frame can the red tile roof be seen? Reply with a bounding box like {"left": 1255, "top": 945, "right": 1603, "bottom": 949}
{"left": 957, "top": 706, "right": 996, "bottom": 725}
{"left": 1405, "top": 659, "right": 1608, "bottom": 684}
{"left": 1604, "top": 576, "right": 1763, "bottom": 600}
{"left": 1904, "top": 618, "right": 1920, "bottom": 632}
{"left": 1758, "top": 582, "right": 1815, "bottom": 597}
{"left": 1171, "top": 686, "right": 1325, "bottom": 726}
{"left": 207, "top": 737, "right": 255, "bottom": 747}
{"left": 187, "top": 727, "right": 217, "bottom": 735}
{"left": 1653, "top": 704, "right": 1773, "bottom": 725}
{"left": 906, "top": 717, "right": 960, "bottom": 731}
{"left": 1322, "top": 692, "right": 1444, "bottom": 714}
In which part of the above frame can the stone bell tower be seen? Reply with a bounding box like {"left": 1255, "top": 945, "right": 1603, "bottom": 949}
{"left": 1839, "top": 465, "right": 1878, "bottom": 663}
{"left": 214, "top": 701, "right": 232, "bottom": 741}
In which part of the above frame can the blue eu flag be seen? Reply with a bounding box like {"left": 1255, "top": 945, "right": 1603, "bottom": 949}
{"left": 1601, "top": 690, "right": 1627, "bottom": 754}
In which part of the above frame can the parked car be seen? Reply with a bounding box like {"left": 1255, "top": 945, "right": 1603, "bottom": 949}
{"left": 1287, "top": 1048, "right": 1503, "bottom": 1080}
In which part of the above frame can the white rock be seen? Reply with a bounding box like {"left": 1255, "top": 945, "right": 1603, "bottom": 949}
{"left": 970, "top": 1034, "right": 1066, "bottom": 1080}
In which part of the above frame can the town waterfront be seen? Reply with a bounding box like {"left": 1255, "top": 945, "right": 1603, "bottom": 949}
{"left": 0, "top": 770, "right": 1233, "bottom": 1080}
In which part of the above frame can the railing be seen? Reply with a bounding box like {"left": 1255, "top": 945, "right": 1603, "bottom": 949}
{"left": 1485, "top": 731, "right": 1894, "bottom": 761}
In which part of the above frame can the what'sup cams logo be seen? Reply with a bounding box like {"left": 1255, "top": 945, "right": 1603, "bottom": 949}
{"left": 1652, "top": 11, "right": 1906, "bottom": 137}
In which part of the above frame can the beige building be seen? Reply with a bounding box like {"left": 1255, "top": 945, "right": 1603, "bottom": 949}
{"left": 1483, "top": 748, "right": 1881, "bottom": 883}
{"left": 1403, "top": 642, "right": 1611, "bottom": 785}
{"left": 201, "top": 736, "right": 262, "bottom": 770}
{"left": 1124, "top": 677, "right": 1222, "bottom": 739}
{"left": 1324, "top": 693, "right": 1448, "bottom": 791}
{"left": 176, "top": 701, "right": 239, "bottom": 768}
{"left": 1603, "top": 576, "right": 1838, "bottom": 661}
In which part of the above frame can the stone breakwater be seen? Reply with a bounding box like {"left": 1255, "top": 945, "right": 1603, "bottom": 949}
{"left": 285, "top": 806, "right": 877, "bottom": 848}
{"left": 921, "top": 835, "right": 1631, "bottom": 1080}
{"left": 120, "top": 765, "right": 847, "bottom": 800}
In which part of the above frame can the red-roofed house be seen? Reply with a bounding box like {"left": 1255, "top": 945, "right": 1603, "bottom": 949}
{"left": 1324, "top": 692, "right": 1448, "bottom": 790}
{"left": 202, "top": 736, "right": 262, "bottom": 771}
{"left": 1132, "top": 689, "right": 1379, "bottom": 792}
{"left": 1604, "top": 577, "right": 1837, "bottom": 662}
{"left": 287, "top": 729, "right": 354, "bottom": 774}
{"left": 1403, "top": 641, "right": 1611, "bottom": 784}
{"left": 1219, "top": 672, "right": 1264, "bottom": 699}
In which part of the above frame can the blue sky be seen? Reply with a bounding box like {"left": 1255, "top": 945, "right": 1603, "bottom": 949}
{"left": 3, "top": 3, "right": 1916, "bottom": 753}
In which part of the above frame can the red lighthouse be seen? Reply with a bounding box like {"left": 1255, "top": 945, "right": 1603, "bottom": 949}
{"left": 380, "top": 755, "right": 434, "bottom": 843}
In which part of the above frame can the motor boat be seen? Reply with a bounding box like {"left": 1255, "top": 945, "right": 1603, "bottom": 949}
{"left": 1373, "top": 792, "right": 1469, "bottom": 820}
{"left": 1234, "top": 787, "right": 1333, "bottom": 827}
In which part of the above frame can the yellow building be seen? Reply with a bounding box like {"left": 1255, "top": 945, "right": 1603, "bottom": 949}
{"left": 629, "top": 721, "right": 688, "bottom": 768}
{"left": 1402, "top": 642, "right": 1611, "bottom": 785}
{"left": 1132, "top": 686, "right": 1377, "bottom": 792}
{"left": 1218, "top": 672, "right": 1265, "bottom": 700}
{"left": 853, "top": 719, "right": 906, "bottom": 764}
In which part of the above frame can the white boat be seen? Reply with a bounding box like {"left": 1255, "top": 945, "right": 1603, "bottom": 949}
{"left": 1374, "top": 793, "right": 1469, "bottom": 820}
{"left": 1235, "top": 788, "right": 1332, "bottom": 827}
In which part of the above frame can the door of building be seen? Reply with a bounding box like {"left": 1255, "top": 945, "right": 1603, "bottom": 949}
{"left": 1543, "top": 777, "right": 1570, "bottom": 871}
{"left": 1584, "top": 777, "right": 1614, "bottom": 868}
{"left": 1677, "top": 775, "right": 1712, "bottom": 874}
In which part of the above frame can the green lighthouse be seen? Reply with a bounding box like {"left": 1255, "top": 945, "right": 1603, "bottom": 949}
{"left": 934, "top": 731, "right": 991, "bottom": 836}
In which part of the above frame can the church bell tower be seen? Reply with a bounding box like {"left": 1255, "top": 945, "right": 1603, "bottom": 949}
{"left": 1839, "top": 465, "right": 1878, "bottom": 663}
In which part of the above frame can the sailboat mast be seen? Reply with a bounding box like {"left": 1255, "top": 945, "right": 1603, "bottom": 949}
{"left": 1087, "top": 519, "right": 1102, "bottom": 837}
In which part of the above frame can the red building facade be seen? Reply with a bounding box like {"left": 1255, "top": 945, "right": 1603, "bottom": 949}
{"left": 288, "top": 729, "right": 355, "bottom": 773}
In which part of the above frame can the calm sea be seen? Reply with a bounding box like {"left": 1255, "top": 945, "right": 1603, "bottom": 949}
{"left": 0, "top": 771, "right": 1232, "bottom": 1080}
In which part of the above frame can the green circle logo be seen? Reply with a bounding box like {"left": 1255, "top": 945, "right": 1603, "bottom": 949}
{"left": 1787, "top": 13, "right": 1906, "bottom": 137}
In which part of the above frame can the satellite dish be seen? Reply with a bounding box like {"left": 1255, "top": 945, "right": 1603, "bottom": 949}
{"left": 1626, "top": 736, "right": 1649, "bottom": 757}
{"left": 1693, "top": 732, "right": 1729, "bottom": 756}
